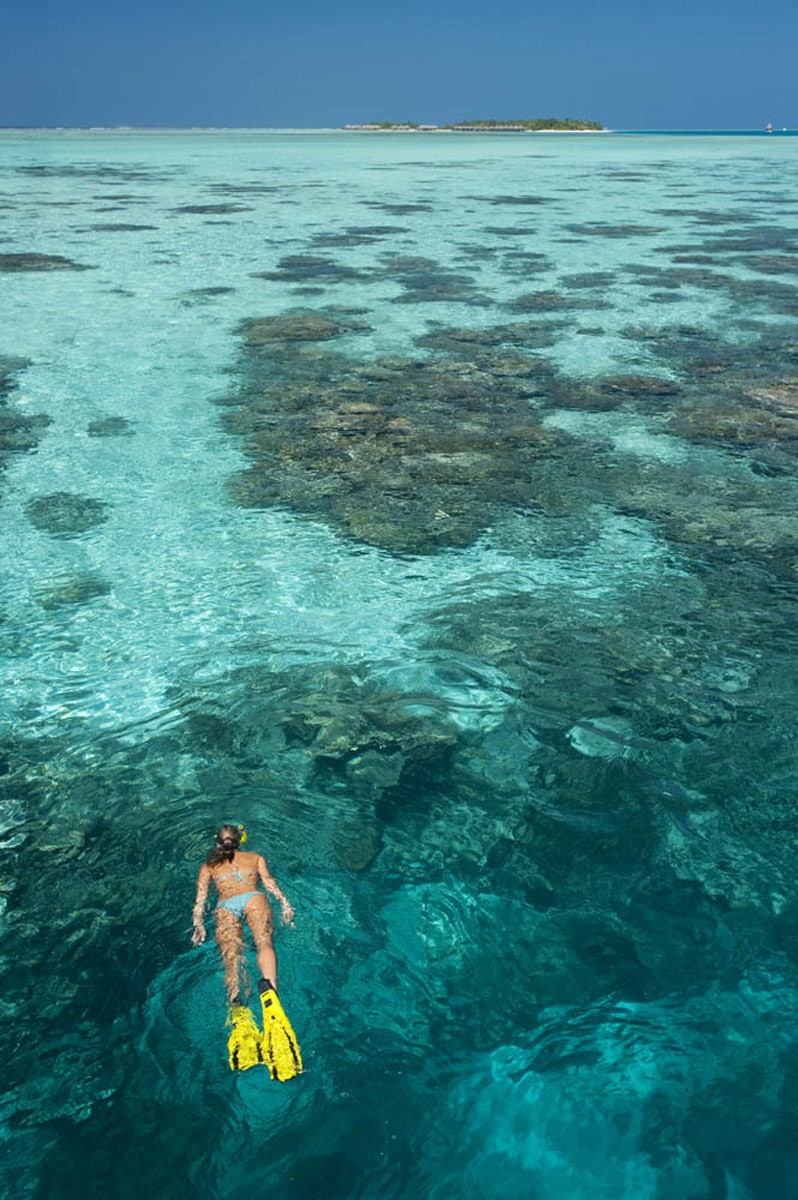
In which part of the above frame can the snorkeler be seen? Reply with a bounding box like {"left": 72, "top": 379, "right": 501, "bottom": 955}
{"left": 191, "top": 824, "right": 295, "bottom": 1004}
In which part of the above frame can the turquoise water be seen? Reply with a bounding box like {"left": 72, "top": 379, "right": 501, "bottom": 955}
{"left": 1, "top": 129, "right": 798, "bottom": 1199}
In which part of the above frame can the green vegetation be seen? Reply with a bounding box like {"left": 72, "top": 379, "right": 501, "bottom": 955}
{"left": 443, "top": 118, "right": 605, "bottom": 131}
{"left": 344, "top": 121, "right": 421, "bottom": 130}
{"left": 344, "top": 118, "right": 605, "bottom": 132}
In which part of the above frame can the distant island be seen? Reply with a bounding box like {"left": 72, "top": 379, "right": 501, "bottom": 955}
{"left": 343, "top": 118, "right": 606, "bottom": 132}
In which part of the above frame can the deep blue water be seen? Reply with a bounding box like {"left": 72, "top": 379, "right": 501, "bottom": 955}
{"left": 1, "top": 129, "right": 798, "bottom": 1200}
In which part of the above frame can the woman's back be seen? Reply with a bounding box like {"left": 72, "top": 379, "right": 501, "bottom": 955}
{"left": 211, "top": 850, "right": 260, "bottom": 898}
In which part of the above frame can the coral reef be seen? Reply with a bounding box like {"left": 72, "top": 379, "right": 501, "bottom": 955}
{"left": 223, "top": 327, "right": 576, "bottom": 552}
{"left": 25, "top": 492, "right": 110, "bottom": 537}
{"left": 236, "top": 308, "right": 370, "bottom": 343}
{"left": 0, "top": 357, "right": 51, "bottom": 481}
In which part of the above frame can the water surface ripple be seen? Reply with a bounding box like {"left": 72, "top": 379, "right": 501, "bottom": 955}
{"left": 1, "top": 130, "right": 797, "bottom": 1200}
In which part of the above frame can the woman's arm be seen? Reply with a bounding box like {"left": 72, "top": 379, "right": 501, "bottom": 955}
{"left": 257, "top": 856, "right": 294, "bottom": 925}
{"left": 191, "top": 864, "right": 211, "bottom": 945}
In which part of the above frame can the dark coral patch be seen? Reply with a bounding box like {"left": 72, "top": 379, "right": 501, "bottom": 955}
{"left": 507, "top": 291, "right": 607, "bottom": 313}
{"left": 677, "top": 270, "right": 798, "bottom": 314}
{"left": 666, "top": 377, "right": 798, "bottom": 454}
{"left": 483, "top": 225, "right": 538, "bottom": 237}
{"left": 360, "top": 201, "right": 434, "bottom": 214}
{"left": 221, "top": 321, "right": 578, "bottom": 553}
{"left": 599, "top": 375, "right": 681, "bottom": 400}
{"left": 35, "top": 571, "right": 112, "bottom": 610}
{"left": 172, "top": 204, "right": 254, "bottom": 215}
{"left": 25, "top": 492, "right": 110, "bottom": 538}
{"left": 658, "top": 228, "right": 798, "bottom": 256}
{"left": 17, "top": 164, "right": 166, "bottom": 182}
{"left": 499, "top": 251, "right": 552, "bottom": 277}
{"left": 537, "top": 370, "right": 683, "bottom": 415}
{"left": 312, "top": 232, "right": 383, "bottom": 247}
{"left": 645, "top": 291, "right": 685, "bottom": 305}
{"left": 0, "top": 409, "right": 52, "bottom": 452}
{"left": 669, "top": 254, "right": 722, "bottom": 266}
{"left": 252, "top": 255, "right": 370, "bottom": 283}
{"left": 560, "top": 272, "right": 616, "bottom": 289}
{"left": 624, "top": 266, "right": 685, "bottom": 292}
{"left": 626, "top": 262, "right": 798, "bottom": 314}
{"left": 0, "top": 253, "right": 91, "bottom": 272}
{"left": 0, "top": 356, "right": 31, "bottom": 397}
{"left": 0, "top": 358, "right": 51, "bottom": 473}
{"left": 183, "top": 285, "right": 236, "bottom": 297}
{"left": 87, "top": 223, "right": 158, "bottom": 232}
{"left": 457, "top": 246, "right": 499, "bottom": 261}
{"left": 567, "top": 224, "right": 665, "bottom": 237}
{"left": 416, "top": 322, "right": 559, "bottom": 354}
{"left": 468, "top": 194, "right": 552, "bottom": 206}
{"left": 392, "top": 283, "right": 490, "bottom": 306}
{"left": 668, "top": 400, "right": 798, "bottom": 451}
{"left": 741, "top": 255, "right": 798, "bottom": 276}
{"left": 180, "top": 286, "right": 236, "bottom": 305}
{"left": 655, "top": 209, "right": 762, "bottom": 225}
{"left": 380, "top": 256, "right": 489, "bottom": 306}
{"left": 87, "top": 417, "right": 135, "bottom": 437}
{"left": 346, "top": 225, "right": 410, "bottom": 237}
{"left": 236, "top": 309, "right": 371, "bottom": 344}
{"left": 205, "top": 183, "right": 280, "bottom": 195}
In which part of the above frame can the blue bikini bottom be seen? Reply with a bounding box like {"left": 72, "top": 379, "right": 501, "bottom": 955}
{"left": 217, "top": 891, "right": 259, "bottom": 919}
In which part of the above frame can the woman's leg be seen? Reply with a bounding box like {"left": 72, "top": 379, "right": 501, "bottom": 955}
{"left": 214, "top": 906, "right": 244, "bottom": 1003}
{"left": 244, "top": 895, "right": 277, "bottom": 989}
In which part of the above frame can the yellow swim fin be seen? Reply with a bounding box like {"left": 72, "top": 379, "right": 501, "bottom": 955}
{"left": 226, "top": 1003, "right": 265, "bottom": 1072}
{"left": 258, "top": 979, "right": 303, "bottom": 1082}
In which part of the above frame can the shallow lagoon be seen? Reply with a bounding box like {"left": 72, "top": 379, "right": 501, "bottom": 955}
{"left": 1, "top": 130, "right": 798, "bottom": 1200}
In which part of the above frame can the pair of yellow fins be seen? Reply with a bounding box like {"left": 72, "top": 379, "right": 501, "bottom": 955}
{"left": 226, "top": 979, "right": 302, "bottom": 1081}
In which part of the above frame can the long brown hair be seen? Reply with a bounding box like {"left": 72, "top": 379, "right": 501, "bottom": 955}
{"left": 205, "top": 824, "right": 241, "bottom": 867}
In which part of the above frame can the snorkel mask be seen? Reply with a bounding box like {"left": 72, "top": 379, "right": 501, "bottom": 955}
{"left": 217, "top": 823, "right": 248, "bottom": 849}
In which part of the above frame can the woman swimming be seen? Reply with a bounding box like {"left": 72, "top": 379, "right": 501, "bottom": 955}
{"left": 192, "top": 824, "right": 294, "bottom": 1003}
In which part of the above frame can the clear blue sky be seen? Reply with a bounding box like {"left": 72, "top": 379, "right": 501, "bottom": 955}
{"left": 4, "top": 0, "right": 796, "bottom": 130}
